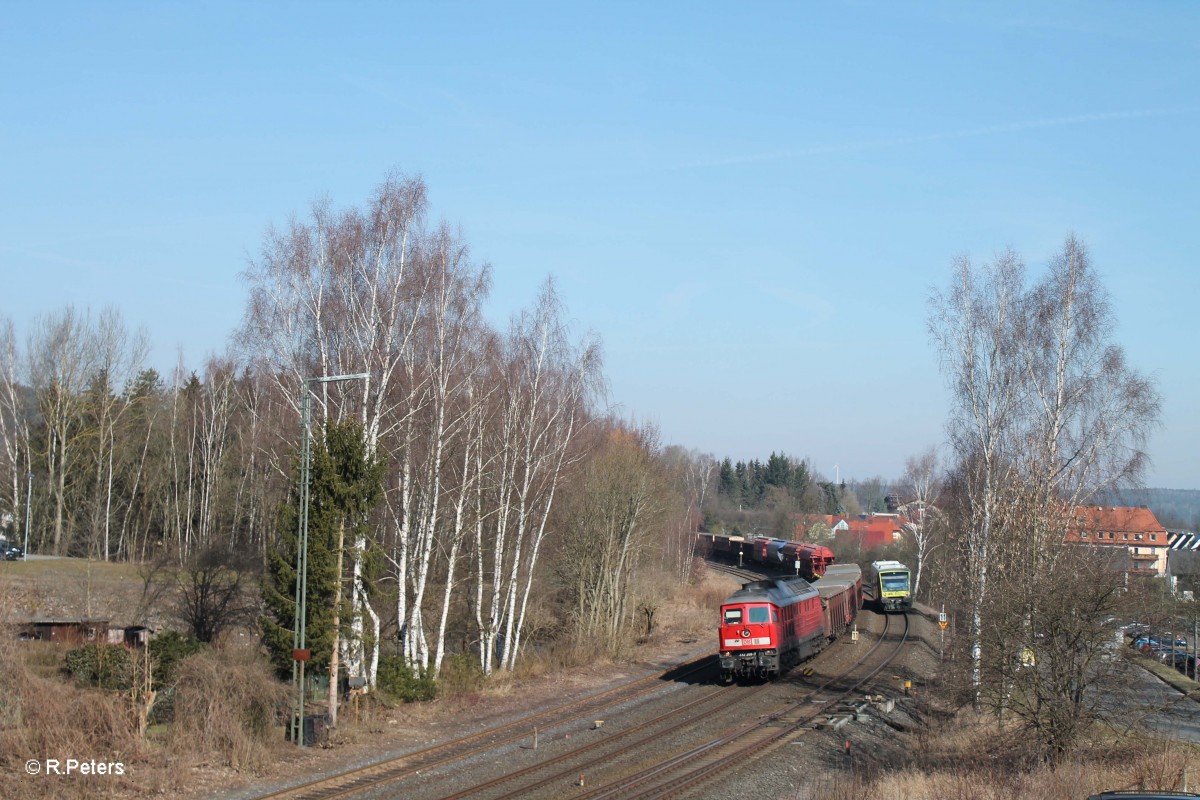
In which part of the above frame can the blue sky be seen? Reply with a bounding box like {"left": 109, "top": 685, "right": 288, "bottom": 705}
{"left": 2, "top": 2, "right": 1197, "bottom": 488}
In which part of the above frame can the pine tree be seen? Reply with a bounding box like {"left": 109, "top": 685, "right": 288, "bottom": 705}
{"left": 764, "top": 452, "right": 790, "bottom": 488}
{"left": 789, "top": 459, "right": 810, "bottom": 503}
{"left": 749, "top": 459, "right": 766, "bottom": 507}
{"left": 261, "top": 420, "right": 383, "bottom": 680}
{"left": 718, "top": 457, "right": 736, "bottom": 497}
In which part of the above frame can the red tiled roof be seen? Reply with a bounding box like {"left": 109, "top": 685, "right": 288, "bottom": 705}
{"left": 1065, "top": 505, "right": 1167, "bottom": 546}
{"left": 841, "top": 517, "right": 903, "bottom": 535}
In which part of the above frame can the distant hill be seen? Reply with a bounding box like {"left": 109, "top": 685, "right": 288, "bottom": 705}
{"left": 1098, "top": 488, "right": 1200, "bottom": 532}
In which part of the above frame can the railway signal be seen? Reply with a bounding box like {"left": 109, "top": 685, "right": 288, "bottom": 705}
{"left": 938, "top": 604, "right": 948, "bottom": 661}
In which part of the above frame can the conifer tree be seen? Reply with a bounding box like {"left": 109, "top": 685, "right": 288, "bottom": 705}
{"left": 261, "top": 419, "right": 383, "bottom": 680}
{"left": 717, "top": 457, "right": 736, "bottom": 498}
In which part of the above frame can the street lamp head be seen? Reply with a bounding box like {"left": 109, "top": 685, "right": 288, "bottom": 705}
{"left": 311, "top": 372, "right": 371, "bottom": 385}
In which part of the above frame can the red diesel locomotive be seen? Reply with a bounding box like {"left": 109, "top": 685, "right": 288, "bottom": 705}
{"left": 696, "top": 532, "right": 835, "bottom": 581}
{"left": 717, "top": 563, "right": 862, "bottom": 683}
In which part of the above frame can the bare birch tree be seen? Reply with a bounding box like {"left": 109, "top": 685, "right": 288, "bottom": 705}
{"left": 898, "top": 447, "right": 942, "bottom": 597}
{"left": 80, "top": 309, "right": 148, "bottom": 560}
{"left": 659, "top": 446, "right": 713, "bottom": 582}
{"left": 929, "top": 250, "right": 1027, "bottom": 706}
{"left": 242, "top": 174, "right": 500, "bottom": 688}
{"left": 476, "top": 280, "right": 601, "bottom": 674}
{"left": 930, "top": 236, "right": 1160, "bottom": 727}
{"left": 397, "top": 224, "right": 490, "bottom": 673}
{"left": 113, "top": 369, "right": 167, "bottom": 561}
{"left": 1016, "top": 234, "right": 1159, "bottom": 544}
{"left": 0, "top": 317, "right": 32, "bottom": 540}
{"left": 27, "top": 306, "right": 106, "bottom": 554}
{"left": 557, "top": 422, "right": 662, "bottom": 652}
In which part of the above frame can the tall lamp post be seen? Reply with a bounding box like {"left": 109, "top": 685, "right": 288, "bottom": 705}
{"left": 23, "top": 471, "right": 32, "bottom": 561}
{"left": 291, "top": 372, "right": 370, "bottom": 747}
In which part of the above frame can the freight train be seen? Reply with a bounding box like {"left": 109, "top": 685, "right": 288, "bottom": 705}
{"left": 864, "top": 559, "right": 912, "bottom": 612}
{"left": 696, "top": 532, "right": 835, "bottom": 581}
{"left": 717, "top": 563, "right": 862, "bottom": 683}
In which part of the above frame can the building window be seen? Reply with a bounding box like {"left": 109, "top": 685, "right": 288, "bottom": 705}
{"left": 1123, "top": 533, "right": 1129, "bottom": 540}
{"left": 1136, "top": 534, "right": 1143, "bottom": 541}
{"left": 1081, "top": 531, "right": 1089, "bottom": 538}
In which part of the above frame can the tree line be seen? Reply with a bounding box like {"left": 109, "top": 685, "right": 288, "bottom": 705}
{"left": 0, "top": 173, "right": 707, "bottom": 694}
{"left": 1, "top": 180, "right": 1166, "bottom": 761}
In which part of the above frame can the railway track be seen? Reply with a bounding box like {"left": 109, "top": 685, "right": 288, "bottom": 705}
{"left": 375, "top": 611, "right": 905, "bottom": 800}
{"left": 253, "top": 573, "right": 910, "bottom": 800}
{"left": 573, "top": 611, "right": 911, "bottom": 800}
{"left": 430, "top": 681, "right": 769, "bottom": 800}
{"left": 251, "top": 657, "right": 713, "bottom": 800}
{"left": 703, "top": 560, "right": 764, "bottom": 583}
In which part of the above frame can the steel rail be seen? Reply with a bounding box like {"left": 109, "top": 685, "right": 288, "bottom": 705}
{"left": 432, "top": 683, "right": 764, "bottom": 800}
{"left": 435, "top": 611, "right": 898, "bottom": 800}
{"left": 578, "top": 612, "right": 910, "bottom": 800}
{"left": 251, "top": 657, "right": 713, "bottom": 800}
{"left": 626, "top": 612, "right": 910, "bottom": 799}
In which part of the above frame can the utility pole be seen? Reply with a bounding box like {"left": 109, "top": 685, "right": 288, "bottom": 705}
{"left": 23, "top": 471, "right": 32, "bottom": 561}
{"left": 290, "top": 372, "right": 370, "bottom": 747}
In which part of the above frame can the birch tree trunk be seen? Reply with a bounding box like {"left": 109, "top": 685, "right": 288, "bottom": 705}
{"left": 929, "top": 251, "right": 1025, "bottom": 707}
{"left": 0, "top": 318, "right": 32, "bottom": 542}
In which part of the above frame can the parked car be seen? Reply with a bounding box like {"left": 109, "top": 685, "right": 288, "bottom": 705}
{"left": 1163, "top": 632, "right": 1188, "bottom": 648}
{"left": 1158, "top": 648, "right": 1188, "bottom": 664}
{"left": 2, "top": 544, "right": 21, "bottom": 561}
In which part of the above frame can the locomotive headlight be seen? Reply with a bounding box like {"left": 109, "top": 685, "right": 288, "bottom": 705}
{"left": 741, "top": 629, "right": 751, "bottom": 638}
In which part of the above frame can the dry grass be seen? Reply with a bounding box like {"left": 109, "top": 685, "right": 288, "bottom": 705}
{"left": 513, "top": 641, "right": 613, "bottom": 681}
{"left": 168, "top": 639, "right": 291, "bottom": 771}
{"left": 799, "top": 710, "right": 1200, "bottom": 800}
{"left": 10, "top": 558, "right": 1191, "bottom": 798}
{"left": 653, "top": 570, "right": 738, "bottom": 641}
{"left": 0, "top": 634, "right": 147, "bottom": 798}
{"left": 0, "top": 614, "right": 297, "bottom": 797}
{"left": 0, "top": 556, "right": 152, "bottom": 627}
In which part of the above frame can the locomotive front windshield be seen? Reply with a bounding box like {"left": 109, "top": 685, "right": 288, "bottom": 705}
{"left": 724, "top": 608, "right": 742, "bottom": 625}
{"left": 747, "top": 606, "right": 770, "bottom": 624}
{"left": 881, "top": 573, "right": 910, "bottom": 592}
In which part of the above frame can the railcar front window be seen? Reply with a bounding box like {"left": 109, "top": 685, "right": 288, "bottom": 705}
{"left": 748, "top": 606, "right": 770, "bottom": 623}
{"left": 881, "top": 574, "right": 910, "bottom": 592}
{"left": 724, "top": 608, "right": 742, "bottom": 625}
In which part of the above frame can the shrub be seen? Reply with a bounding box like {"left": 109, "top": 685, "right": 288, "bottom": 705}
{"left": 436, "top": 652, "right": 485, "bottom": 697}
{"left": 64, "top": 644, "right": 133, "bottom": 690}
{"left": 148, "top": 630, "right": 205, "bottom": 688}
{"left": 169, "top": 644, "right": 290, "bottom": 770}
{"left": 0, "top": 636, "right": 142, "bottom": 798}
{"left": 377, "top": 655, "right": 437, "bottom": 702}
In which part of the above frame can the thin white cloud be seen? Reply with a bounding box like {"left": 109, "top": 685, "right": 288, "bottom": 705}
{"left": 685, "top": 107, "right": 1189, "bottom": 169}
{"left": 0, "top": 244, "right": 109, "bottom": 275}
